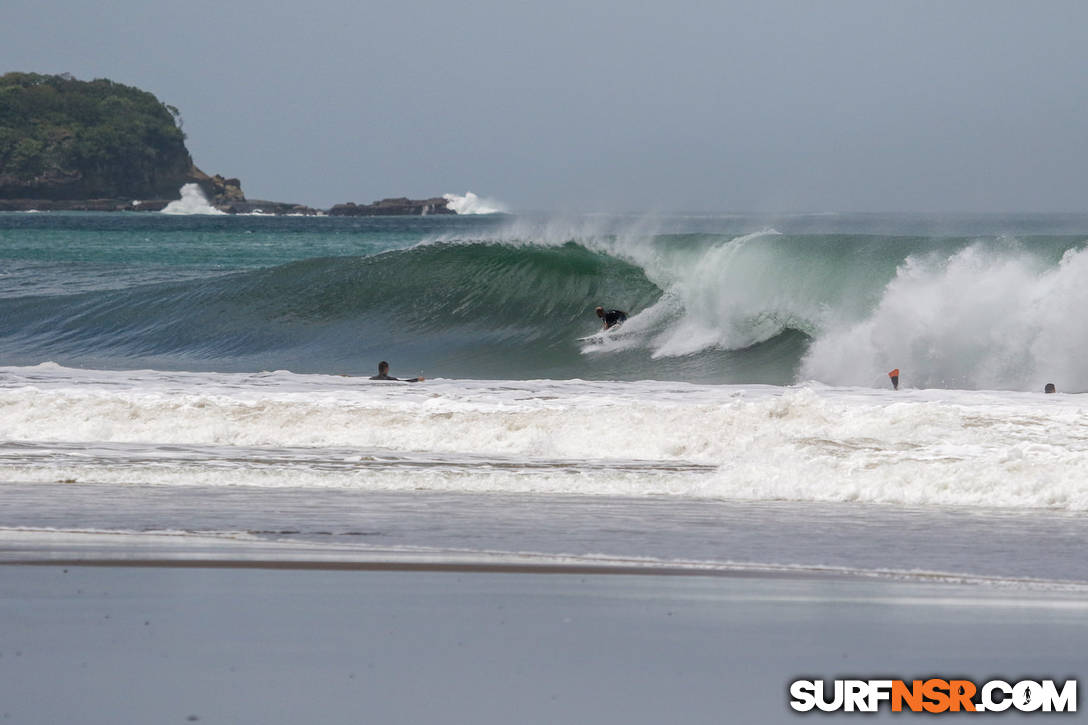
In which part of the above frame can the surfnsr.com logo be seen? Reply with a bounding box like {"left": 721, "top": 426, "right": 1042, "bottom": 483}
{"left": 789, "top": 679, "right": 1077, "bottom": 713}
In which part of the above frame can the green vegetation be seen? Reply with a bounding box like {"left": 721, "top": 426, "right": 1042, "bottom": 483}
{"left": 0, "top": 72, "right": 195, "bottom": 199}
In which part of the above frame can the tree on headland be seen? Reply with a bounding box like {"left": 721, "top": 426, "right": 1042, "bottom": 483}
{"left": 0, "top": 72, "right": 196, "bottom": 199}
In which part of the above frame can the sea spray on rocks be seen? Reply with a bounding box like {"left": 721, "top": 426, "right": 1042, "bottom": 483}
{"left": 162, "top": 184, "right": 225, "bottom": 215}
{"left": 443, "top": 192, "right": 505, "bottom": 215}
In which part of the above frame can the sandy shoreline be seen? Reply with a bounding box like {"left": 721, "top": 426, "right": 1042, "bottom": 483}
{"left": 2, "top": 563, "right": 1085, "bottom": 724}
{"left": 3, "top": 524, "right": 1087, "bottom": 592}
{"left": 4, "top": 557, "right": 828, "bottom": 577}
{"left": 2, "top": 512, "right": 1084, "bottom": 723}
{"left": 4, "top": 557, "right": 1088, "bottom": 596}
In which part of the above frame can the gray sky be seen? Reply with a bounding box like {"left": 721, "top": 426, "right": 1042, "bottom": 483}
{"left": 4, "top": 1, "right": 1088, "bottom": 212}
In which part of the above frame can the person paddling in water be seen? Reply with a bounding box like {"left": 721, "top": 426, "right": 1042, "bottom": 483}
{"left": 595, "top": 306, "right": 627, "bottom": 330}
{"left": 369, "top": 361, "right": 424, "bottom": 382}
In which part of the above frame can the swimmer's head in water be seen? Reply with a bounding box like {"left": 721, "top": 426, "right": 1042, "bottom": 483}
{"left": 1045, "top": 382, "right": 1056, "bottom": 393}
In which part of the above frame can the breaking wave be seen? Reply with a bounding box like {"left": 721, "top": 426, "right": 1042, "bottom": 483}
{"left": 1, "top": 216, "right": 1086, "bottom": 389}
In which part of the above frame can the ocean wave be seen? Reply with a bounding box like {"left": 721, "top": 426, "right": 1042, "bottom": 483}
{"left": 2, "top": 367, "right": 1087, "bottom": 510}
{"left": 0, "top": 241, "right": 665, "bottom": 377}
{"left": 2, "top": 221, "right": 1087, "bottom": 387}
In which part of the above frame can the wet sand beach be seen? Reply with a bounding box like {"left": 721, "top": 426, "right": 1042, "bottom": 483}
{"left": 2, "top": 557, "right": 1085, "bottom": 724}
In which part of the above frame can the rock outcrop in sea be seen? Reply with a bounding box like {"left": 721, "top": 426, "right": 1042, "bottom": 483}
{"left": 328, "top": 197, "right": 454, "bottom": 216}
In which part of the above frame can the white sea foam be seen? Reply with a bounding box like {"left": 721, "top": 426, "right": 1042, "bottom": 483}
{"left": 612, "top": 234, "right": 1088, "bottom": 391}
{"left": 442, "top": 192, "right": 505, "bottom": 214}
{"left": 161, "top": 183, "right": 225, "bottom": 215}
{"left": 802, "top": 244, "right": 1088, "bottom": 391}
{"left": 2, "top": 364, "right": 1087, "bottom": 509}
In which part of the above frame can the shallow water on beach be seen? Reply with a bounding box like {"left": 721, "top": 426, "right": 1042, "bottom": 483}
{"left": 3, "top": 483, "right": 1087, "bottom": 587}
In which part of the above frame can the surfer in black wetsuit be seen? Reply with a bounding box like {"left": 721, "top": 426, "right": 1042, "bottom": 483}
{"left": 369, "top": 361, "right": 424, "bottom": 382}
{"left": 595, "top": 306, "right": 628, "bottom": 330}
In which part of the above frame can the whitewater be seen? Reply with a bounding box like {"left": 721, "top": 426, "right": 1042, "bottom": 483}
{"left": 3, "top": 363, "right": 1087, "bottom": 510}
{"left": 2, "top": 210, "right": 1087, "bottom": 585}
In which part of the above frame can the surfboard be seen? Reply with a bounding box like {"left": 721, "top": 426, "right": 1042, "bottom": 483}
{"left": 578, "top": 323, "right": 625, "bottom": 344}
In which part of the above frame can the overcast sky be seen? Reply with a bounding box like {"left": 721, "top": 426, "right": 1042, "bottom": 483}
{"left": 3, "top": 1, "right": 1087, "bottom": 212}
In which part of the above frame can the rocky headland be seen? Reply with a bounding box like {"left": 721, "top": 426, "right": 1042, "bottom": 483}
{"left": 0, "top": 72, "right": 458, "bottom": 216}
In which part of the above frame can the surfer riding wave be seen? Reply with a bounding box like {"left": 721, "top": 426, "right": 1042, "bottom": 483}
{"left": 595, "top": 306, "right": 627, "bottom": 330}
